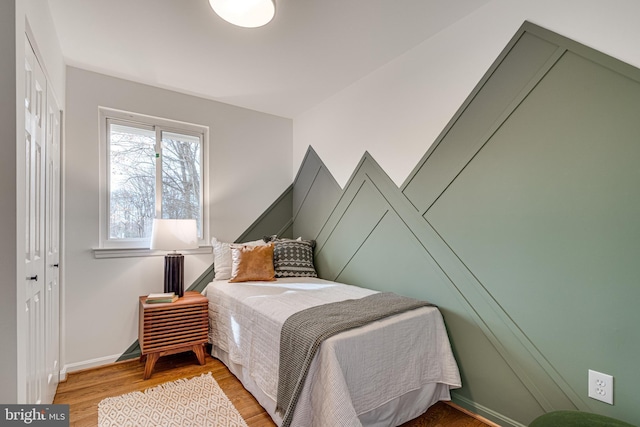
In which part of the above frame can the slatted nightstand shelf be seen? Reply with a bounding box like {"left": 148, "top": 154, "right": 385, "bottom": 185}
{"left": 138, "top": 291, "right": 208, "bottom": 379}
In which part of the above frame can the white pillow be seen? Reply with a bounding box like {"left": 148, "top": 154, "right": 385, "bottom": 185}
{"left": 211, "top": 237, "right": 267, "bottom": 280}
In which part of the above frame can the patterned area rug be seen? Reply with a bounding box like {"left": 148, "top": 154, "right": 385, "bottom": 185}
{"left": 98, "top": 372, "right": 249, "bottom": 427}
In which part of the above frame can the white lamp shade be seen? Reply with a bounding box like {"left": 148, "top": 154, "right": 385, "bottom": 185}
{"left": 209, "top": 0, "right": 275, "bottom": 28}
{"left": 150, "top": 219, "right": 199, "bottom": 251}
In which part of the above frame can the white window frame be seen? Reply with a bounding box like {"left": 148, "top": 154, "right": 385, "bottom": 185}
{"left": 95, "top": 107, "right": 210, "bottom": 257}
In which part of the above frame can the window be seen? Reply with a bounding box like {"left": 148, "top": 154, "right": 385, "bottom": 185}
{"left": 99, "top": 108, "right": 208, "bottom": 250}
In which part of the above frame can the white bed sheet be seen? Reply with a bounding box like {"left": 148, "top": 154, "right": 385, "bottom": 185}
{"left": 206, "top": 277, "right": 461, "bottom": 426}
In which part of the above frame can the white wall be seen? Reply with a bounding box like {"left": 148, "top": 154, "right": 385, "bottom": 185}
{"left": 63, "top": 67, "right": 292, "bottom": 372}
{"left": 0, "top": 0, "right": 21, "bottom": 404}
{"left": 293, "top": 0, "right": 640, "bottom": 187}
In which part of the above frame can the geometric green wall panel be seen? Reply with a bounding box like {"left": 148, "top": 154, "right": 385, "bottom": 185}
{"left": 403, "top": 30, "right": 560, "bottom": 213}
{"left": 426, "top": 47, "right": 640, "bottom": 423}
{"left": 290, "top": 22, "right": 640, "bottom": 426}
{"left": 336, "top": 210, "right": 448, "bottom": 300}
{"left": 292, "top": 150, "right": 342, "bottom": 241}
{"left": 315, "top": 179, "right": 388, "bottom": 279}
{"left": 237, "top": 185, "right": 295, "bottom": 242}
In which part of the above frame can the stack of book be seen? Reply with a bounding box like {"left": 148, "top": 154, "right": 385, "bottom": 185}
{"left": 145, "top": 292, "right": 178, "bottom": 304}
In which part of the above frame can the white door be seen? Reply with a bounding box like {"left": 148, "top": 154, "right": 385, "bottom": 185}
{"left": 24, "top": 37, "right": 47, "bottom": 405}
{"left": 44, "top": 87, "right": 61, "bottom": 404}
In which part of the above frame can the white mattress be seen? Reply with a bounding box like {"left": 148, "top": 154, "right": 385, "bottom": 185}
{"left": 206, "top": 277, "right": 461, "bottom": 426}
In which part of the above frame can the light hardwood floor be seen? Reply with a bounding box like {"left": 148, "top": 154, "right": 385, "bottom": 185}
{"left": 54, "top": 351, "right": 494, "bottom": 427}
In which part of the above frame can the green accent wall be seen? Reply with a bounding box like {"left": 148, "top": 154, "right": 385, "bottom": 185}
{"left": 237, "top": 185, "right": 294, "bottom": 242}
{"left": 292, "top": 22, "right": 640, "bottom": 426}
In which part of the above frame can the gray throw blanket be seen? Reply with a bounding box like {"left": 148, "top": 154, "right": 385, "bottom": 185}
{"left": 276, "top": 292, "right": 435, "bottom": 427}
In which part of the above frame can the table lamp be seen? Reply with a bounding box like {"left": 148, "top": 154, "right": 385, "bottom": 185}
{"left": 150, "top": 218, "right": 198, "bottom": 297}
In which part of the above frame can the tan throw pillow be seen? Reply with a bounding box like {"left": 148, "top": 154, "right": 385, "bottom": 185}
{"left": 229, "top": 243, "right": 276, "bottom": 282}
{"left": 211, "top": 236, "right": 267, "bottom": 280}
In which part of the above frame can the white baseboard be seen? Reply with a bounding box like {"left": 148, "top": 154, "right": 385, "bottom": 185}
{"left": 60, "top": 353, "right": 121, "bottom": 381}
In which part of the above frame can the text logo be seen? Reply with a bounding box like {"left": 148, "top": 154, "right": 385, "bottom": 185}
{"left": 0, "top": 405, "right": 69, "bottom": 426}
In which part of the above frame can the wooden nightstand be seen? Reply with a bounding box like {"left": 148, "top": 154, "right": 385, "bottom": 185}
{"left": 139, "top": 291, "right": 208, "bottom": 379}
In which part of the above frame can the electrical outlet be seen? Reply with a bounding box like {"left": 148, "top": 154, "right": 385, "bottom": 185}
{"left": 588, "top": 370, "right": 614, "bottom": 404}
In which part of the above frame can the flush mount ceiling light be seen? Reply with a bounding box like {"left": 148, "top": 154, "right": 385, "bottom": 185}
{"left": 209, "top": 0, "right": 275, "bottom": 28}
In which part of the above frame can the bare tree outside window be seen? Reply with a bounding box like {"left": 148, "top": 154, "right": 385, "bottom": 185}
{"left": 162, "top": 132, "right": 201, "bottom": 233}
{"left": 109, "top": 124, "right": 155, "bottom": 239}
{"left": 108, "top": 123, "right": 203, "bottom": 241}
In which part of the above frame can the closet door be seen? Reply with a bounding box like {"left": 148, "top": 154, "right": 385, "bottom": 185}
{"left": 44, "top": 87, "right": 61, "bottom": 404}
{"left": 24, "top": 37, "right": 47, "bottom": 405}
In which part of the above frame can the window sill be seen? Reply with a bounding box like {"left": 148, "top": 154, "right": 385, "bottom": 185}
{"left": 93, "top": 246, "right": 212, "bottom": 259}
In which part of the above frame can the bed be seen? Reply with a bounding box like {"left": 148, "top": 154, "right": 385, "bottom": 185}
{"left": 205, "top": 276, "right": 461, "bottom": 426}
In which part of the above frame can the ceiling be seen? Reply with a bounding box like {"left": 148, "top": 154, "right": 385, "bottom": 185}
{"left": 47, "top": 0, "right": 489, "bottom": 118}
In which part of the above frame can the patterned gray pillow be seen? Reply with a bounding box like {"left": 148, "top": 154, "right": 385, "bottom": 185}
{"left": 273, "top": 238, "right": 318, "bottom": 278}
